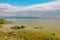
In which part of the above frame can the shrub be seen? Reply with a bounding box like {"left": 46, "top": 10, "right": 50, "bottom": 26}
{"left": 11, "top": 26, "right": 21, "bottom": 29}
{"left": 20, "top": 25, "right": 26, "bottom": 29}
{"left": 0, "top": 18, "right": 5, "bottom": 24}
{"left": 0, "top": 21, "right": 4, "bottom": 24}
{"left": 11, "top": 25, "right": 26, "bottom": 30}
{"left": 0, "top": 18, "right": 12, "bottom": 24}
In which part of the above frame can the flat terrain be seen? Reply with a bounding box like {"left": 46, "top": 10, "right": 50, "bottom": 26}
{"left": 0, "top": 18, "right": 60, "bottom": 40}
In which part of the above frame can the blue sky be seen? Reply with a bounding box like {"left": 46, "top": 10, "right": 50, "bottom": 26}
{"left": 0, "top": 0, "right": 54, "bottom": 6}
{"left": 0, "top": 0, "right": 60, "bottom": 17}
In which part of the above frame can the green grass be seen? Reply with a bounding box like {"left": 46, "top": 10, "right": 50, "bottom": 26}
{"left": 0, "top": 29, "right": 59, "bottom": 40}
{"left": 11, "top": 25, "right": 26, "bottom": 29}
{"left": 0, "top": 18, "right": 13, "bottom": 24}
{"left": 0, "top": 18, "right": 59, "bottom": 40}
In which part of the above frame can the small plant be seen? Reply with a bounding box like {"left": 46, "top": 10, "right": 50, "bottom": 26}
{"left": 20, "top": 25, "right": 26, "bottom": 29}
{"left": 0, "top": 18, "right": 13, "bottom": 24}
{"left": 11, "top": 25, "right": 26, "bottom": 29}
{"left": 11, "top": 26, "right": 21, "bottom": 29}
{"left": 0, "top": 18, "right": 5, "bottom": 24}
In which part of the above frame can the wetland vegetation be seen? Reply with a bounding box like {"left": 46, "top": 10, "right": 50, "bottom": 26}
{"left": 0, "top": 18, "right": 59, "bottom": 40}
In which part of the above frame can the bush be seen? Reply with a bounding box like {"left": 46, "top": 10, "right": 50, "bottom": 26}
{"left": 20, "top": 25, "right": 26, "bottom": 29}
{"left": 11, "top": 25, "right": 26, "bottom": 29}
{"left": 0, "top": 18, "right": 5, "bottom": 24}
{"left": 11, "top": 26, "right": 21, "bottom": 29}
{"left": 0, "top": 18, "right": 12, "bottom": 24}
{"left": 0, "top": 18, "right": 5, "bottom": 21}
{"left": 0, "top": 21, "right": 4, "bottom": 24}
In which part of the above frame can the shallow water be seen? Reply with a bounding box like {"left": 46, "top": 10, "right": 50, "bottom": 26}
{"left": 5, "top": 18, "right": 60, "bottom": 27}
{"left": 5, "top": 18, "right": 60, "bottom": 38}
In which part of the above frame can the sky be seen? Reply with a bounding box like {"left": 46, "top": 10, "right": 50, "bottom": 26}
{"left": 0, "top": 0, "right": 53, "bottom": 6}
{"left": 0, "top": 0, "right": 60, "bottom": 17}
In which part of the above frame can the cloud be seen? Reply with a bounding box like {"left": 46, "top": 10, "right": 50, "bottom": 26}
{"left": 0, "top": 3, "right": 22, "bottom": 12}
{"left": 0, "top": 0, "right": 60, "bottom": 17}
{"left": 0, "top": 0, "right": 60, "bottom": 12}
{"left": 22, "top": 0, "right": 60, "bottom": 11}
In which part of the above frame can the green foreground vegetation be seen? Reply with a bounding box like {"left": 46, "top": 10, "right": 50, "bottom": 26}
{"left": 0, "top": 25, "right": 59, "bottom": 40}
{"left": 0, "top": 18, "right": 12, "bottom": 24}
{"left": 0, "top": 18, "right": 59, "bottom": 40}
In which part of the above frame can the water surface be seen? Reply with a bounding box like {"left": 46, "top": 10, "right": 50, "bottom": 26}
{"left": 5, "top": 18, "right": 60, "bottom": 38}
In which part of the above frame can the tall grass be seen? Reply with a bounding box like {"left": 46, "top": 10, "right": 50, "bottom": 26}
{"left": 0, "top": 28, "right": 59, "bottom": 40}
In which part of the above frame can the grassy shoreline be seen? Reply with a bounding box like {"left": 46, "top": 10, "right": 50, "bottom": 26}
{"left": 0, "top": 18, "right": 60, "bottom": 40}
{"left": 0, "top": 24, "right": 59, "bottom": 40}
